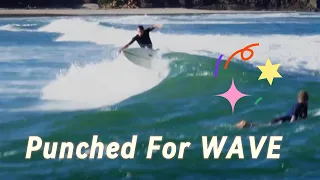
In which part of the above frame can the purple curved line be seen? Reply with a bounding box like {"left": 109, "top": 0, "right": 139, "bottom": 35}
{"left": 214, "top": 54, "right": 224, "bottom": 77}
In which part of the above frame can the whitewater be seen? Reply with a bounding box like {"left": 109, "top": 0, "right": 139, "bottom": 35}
{"left": 38, "top": 16, "right": 320, "bottom": 109}
{"left": 1, "top": 14, "right": 319, "bottom": 110}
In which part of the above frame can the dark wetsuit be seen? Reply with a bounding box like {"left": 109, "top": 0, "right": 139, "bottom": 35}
{"left": 127, "top": 27, "right": 154, "bottom": 49}
{"left": 271, "top": 103, "right": 308, "bottom": 124}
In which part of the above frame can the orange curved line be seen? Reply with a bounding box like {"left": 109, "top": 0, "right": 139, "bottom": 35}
{"left": 224, "top": 49, "right": 241, "bottom": 69}
{"left": 244, "top": 43, "right": 260, "bottom": 49}
{"left": 240, "top": 49, "right": 254, "bottom": 61}
{"left": 224, "top": 43, "right": 260, "bottom": 69}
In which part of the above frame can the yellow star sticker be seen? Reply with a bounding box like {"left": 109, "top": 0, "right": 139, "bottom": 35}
{"left": 257, "top": 59, "right": 282, "bottom": 85}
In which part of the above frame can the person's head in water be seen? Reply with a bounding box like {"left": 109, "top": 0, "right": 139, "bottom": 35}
{"left": 298, "top": 90, "right": 309, "bottom": 103}
{"left": 137, "top": 25, "right": 144, "bottom": 37}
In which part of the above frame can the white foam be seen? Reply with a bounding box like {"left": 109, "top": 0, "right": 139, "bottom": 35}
{"left": 40, "top": 54, "right": 169, "bottom": 110}
{"left": 0, "top": 24, "right": 35, "bottom": 32}
{"left": 39, "top": 18, "right": 320, "bottom": 72}
{"left": 35, "top": 17, "right": 320, "bottom": 110}
{"left": 0, "top": 87, "right": 39, "bottom": 94}
{"left": 0, "top": 80, "right": 46, "bottom": 86}
{"left": 98, "top": 13, "right": 320, "bottom": 25}
{"left": 100, "top": 15, "right": 260, "bottom": 25}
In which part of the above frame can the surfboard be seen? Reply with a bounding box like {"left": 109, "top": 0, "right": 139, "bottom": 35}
{"left": 123, "top": 48, "right": 158, "bottom": 69}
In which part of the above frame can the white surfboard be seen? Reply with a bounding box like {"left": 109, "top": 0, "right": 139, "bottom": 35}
{"left": 123, "top": 48, "right": 158, "bottom": 69}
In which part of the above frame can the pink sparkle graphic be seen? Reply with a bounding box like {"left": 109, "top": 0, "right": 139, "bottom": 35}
{"left": 215, "top": 78, "right": 250, "bottom": 113}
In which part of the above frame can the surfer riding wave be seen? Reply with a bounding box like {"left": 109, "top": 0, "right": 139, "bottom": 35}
{"left": 119, "top": 24, "right": 162, "bottom": 53}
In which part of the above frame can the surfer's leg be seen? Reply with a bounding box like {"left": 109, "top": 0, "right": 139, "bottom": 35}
{"left": 147, "top": 44, "right": 153, "bottom": 49}
{"left": 270, "top": 116, "right": 291, "bottom": 125}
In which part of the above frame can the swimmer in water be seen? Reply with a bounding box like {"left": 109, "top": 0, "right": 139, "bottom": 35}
{"left": 236, "top": 90, "right": 309, "bottom": 128}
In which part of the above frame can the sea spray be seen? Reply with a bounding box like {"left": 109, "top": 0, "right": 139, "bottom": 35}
{"left": 41, "top": 54, "right": 169, "bottom": 109}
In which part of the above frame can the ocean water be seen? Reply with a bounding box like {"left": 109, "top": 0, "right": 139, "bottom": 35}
{"left": 1, "top": 13, "right": 320, "bottom": 179}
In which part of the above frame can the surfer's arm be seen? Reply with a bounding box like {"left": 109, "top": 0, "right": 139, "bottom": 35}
{"left": 290, "top": 115, "right": 296, "bottom": 123}
{"left": 119, "top": 37, "right": 136, "bottom": 52}
{"left": 290, "top": 103, "right": 307, "bottom": 122}
{"left": 290, "top": 103, "right": 299, "bottom": 123}
{"left": 152, "top": 24, "right": 162, "bottom": 28}
{"left": 302, "top": 105, "right": 308, "bottom": 119}
{"left": 148, "top": 24, "right": 162, "bottom": 31}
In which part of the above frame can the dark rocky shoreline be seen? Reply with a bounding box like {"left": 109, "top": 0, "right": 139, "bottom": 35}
{"left": 0, "top": 0, "right": 318, "bottom": 12}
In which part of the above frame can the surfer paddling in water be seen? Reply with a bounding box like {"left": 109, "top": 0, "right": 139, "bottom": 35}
{"left": 236, "top": 90, "right": 309, "bottom": 128}
{"left": 119, "top": 24, "right": 162, "bottom": 53}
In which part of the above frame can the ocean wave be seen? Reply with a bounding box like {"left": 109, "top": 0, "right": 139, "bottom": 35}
{"left": 38, "top": 18, "right": 320, "bottom": 73}
{"left": 31, "top": 17, "right": 320, "bottom": 110}
{"left": 0, "top": 87, "right": 40, "bottom": 94}
{"left": 40, "top": 54, "right": 170, "bottom": 109}
{"left": 0, "top": 24, "right": 36, "bottom": 32}
{"left": 97, "top": 13, "right": 320, "bottom": 25}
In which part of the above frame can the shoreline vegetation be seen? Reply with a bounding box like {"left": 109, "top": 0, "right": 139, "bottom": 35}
{"left": 0, "top": 0, "right": 318, "bottom": 17}
{"left": 1, "top": 8, "right": 314, "bottom": 17}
